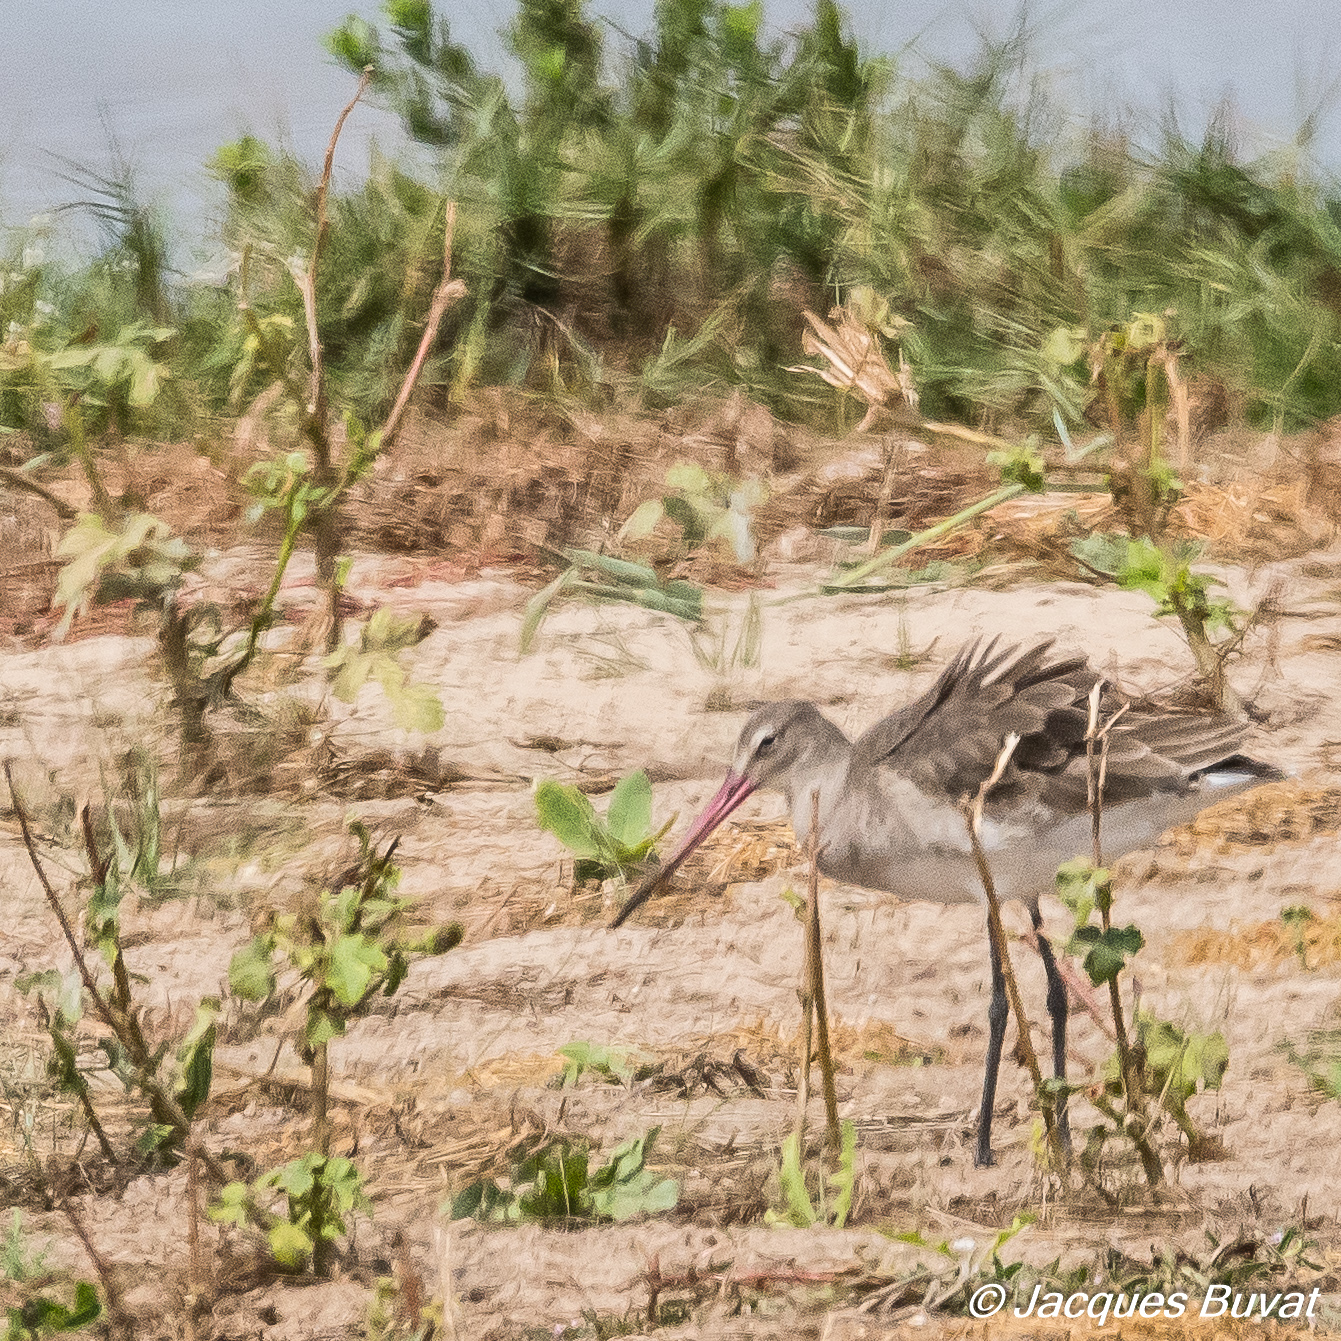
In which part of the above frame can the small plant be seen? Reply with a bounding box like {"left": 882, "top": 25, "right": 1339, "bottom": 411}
{"left": 1098, "top": 1013, "right": 1229, "bottom": 1153}
{"left": 3, "top": 1282, "right": 101, "bottom": 1341}
{"left": 556, "top": 1040, "right": 655, "bottom": 1087}
{"left": 228, "top": 821, "right": 463, "bottom": 1156}
{"left": 1070, "top": 533, "right": 1244, "bottom": 711}
{"left": 211, "top": 1153, "right": 370, "bottom": 1276}
{"left": 619, "top": 463, "right": 768, "bottom": 563}
{"left": 1, "top": 1214, "right": 47, "bottom": 1284}
{"left": 520, "top": 548, "right": 703, "bottom": 654}
{"left": 1280, "top": 905, "right": 1316, "bottom": 968}
{"left": 1065, "top": 314, "right": 1249, "bottom": 712}
{"left": 822, "top": 440, "right": 1045, "bottom": 594}
{"left": 10, "top": 768, "right": 218, "bottom": 1167}
{"left": 766, "top": 1121, "right": 856, "bottom": 1228}
{"left": 689, "top": 592, "right": 763, "bottom": 675}
{"left": 451, "top": 1128, "right": 678, "bottom": 1224}
{"left": 1280, "top": 1029, "right": 1341, "bottom": 1100}
{"left": 325, "top": 607, "right": 445, "bottom": 733}
{"left": 1056, "top": 857, "right": 1229, "bottom": 1181}
{"left": 535, "top": 769, "right": 672, "bottom": 886}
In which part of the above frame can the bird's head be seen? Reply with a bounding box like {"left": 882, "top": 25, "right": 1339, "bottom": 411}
{"left": 610, "top": 700, "right": 836, "bottom": 928}
{"left": 730, "top": 700, "right": 833, "bottom": 794}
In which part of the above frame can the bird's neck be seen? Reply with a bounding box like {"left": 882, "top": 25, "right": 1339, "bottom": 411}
{"left": 783, "top": 719, "right": 853, "bottom": 846}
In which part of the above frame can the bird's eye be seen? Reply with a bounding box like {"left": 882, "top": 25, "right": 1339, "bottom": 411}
{"left": 756, "top": 732, "right": 777, "bottom": 753}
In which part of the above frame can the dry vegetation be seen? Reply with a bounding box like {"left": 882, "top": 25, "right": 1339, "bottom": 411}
{"left": 6, "top": 0, "right": 1341, "bottom": 1334}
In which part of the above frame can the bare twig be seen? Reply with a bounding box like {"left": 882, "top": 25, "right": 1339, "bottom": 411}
{"left": 1084, "top": 687, "right": 1162, "bottom": 1187}
{"left": 381, "top": 200, "right": 468, "bottom": 451}
{"left": 301, "top": 66, "right": 374, "bottom": 425}
{"left": 644, "top": 1255, "right": 848, "bottom": 1320}
{"left": 803, "top": 789, "right": 841, "bottom": 1152}
{"left": 961, "top": 735, "right": 1067, "bottom": 1169}
{"left": 5, "top": 762, "right": 237, "bottom": 1191}
{"left": 312, "top": 1040, "right": 331, "bottom": 1157}
{"left": 61, "top": 1200, "right": 133, "bottom": 1341}
{"left": 286, "top": 66, "right": 372, "bottom": 652}
{"left": 0, "top": 464, "right": 78, "bottom": 519}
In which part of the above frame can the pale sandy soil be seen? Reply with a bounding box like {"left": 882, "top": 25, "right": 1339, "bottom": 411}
{"left": 3, "top": 538, "right": 1341, "bottom": 1339}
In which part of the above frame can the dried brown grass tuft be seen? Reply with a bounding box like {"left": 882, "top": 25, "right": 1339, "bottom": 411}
{"left": 1171, "top": 911, "right": 1341, "bottom": 971}
{"left": 1167, "top": 781, "right": 1341, "bottom": 854}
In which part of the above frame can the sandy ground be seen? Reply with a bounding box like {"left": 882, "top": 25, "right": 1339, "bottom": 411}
{"left": 3, "top": 538, "right": 1341, "bottom": 1338}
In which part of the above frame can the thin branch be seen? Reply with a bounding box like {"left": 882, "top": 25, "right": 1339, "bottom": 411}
{"left": 380, "top": 199, "right": 468, "bottom": 451}
{"left": 803, "top": 789, "right": 841, "bottom": 1152}
{"left": 961, "top": 735, "right": 1067, "bottom": 1170}
{"left": 0, "top": 465, "right": 78, "bottom": 520}
{"left": 1084, "top": 688, "right": 1162, "bottom": 1187}
{"left": 5, "top": 762, "right": 237, "bottom": 1192}
{"left": 61, "top": 1200, "right": 133, "bottom": 1341}
{"left": 301, "top": 66, "right": 374, "bottom": 431}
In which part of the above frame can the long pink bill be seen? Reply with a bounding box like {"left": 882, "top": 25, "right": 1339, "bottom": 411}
{"left": 609, "top": 771, "right": 756, "bottom": 927}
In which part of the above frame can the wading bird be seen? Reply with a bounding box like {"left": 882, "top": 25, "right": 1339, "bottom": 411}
{"left": 611, "top": 638, "right": 1276, "bottom": 1165}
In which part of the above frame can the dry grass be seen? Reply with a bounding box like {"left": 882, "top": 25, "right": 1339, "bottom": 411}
{"left": 1167, "top": 781, "right": 1341, "bottom": 854}
{"left": 1171, "top": 910, "right": 1341, "bottom": 971}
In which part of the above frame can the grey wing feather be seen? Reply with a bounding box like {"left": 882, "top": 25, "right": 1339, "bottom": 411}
{"left": 854, "top": 637, "right": 1251, "bottom": 813}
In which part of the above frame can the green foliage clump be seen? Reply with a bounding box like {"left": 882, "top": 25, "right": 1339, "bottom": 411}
{"left": 766, "top": 1120, "right": 856, "bottom": 1229}
{"left": 451, "top": 1127, "right": 679, "bottom": 1223}
{"left": 228, "top": 821, "right": 463, "bottom": 1055}
{"left": 535, "top": 769, "right": 672, "bottom": 884}
{"left": 212, "top": 1153, "right": 371, "bottom": 1272}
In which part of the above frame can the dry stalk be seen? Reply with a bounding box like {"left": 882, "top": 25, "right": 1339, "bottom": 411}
{"left": 184, "top": 1142, "right": 215, "bottom": 1339}
{"left": 960, "top": 735, "right": 1067, "bottom": 1170}
{"left": 799, "top": 783, "right": 842, "bottom": 1153}
{"left": 392, "top": 1229, "right": 425, "bottom": 1331}
{"left": 60, "top": 1200, "right": 133, "bottom": 1341}
{"left": 286, "top": 66, "right": 373, "bottom": 651}
{"left": 381, "top": 200, "right": 468, "bottom": 451}
{"left": 4, "top": 762, "right": 247, "bottom": 1198}
{"left": 865, "top": 435, "right": 903, "bottom": 558}
{"left": 1084, "top": 685, "right": 1163, "bottom": 1187}
{"left": 312, "top": 1042, "right": 331, "bottom": 1157}
{"left": 0, "top": 465, "right": 79, "bottom": 519}
{"left": 432, "top": 1220, "right": 460, "bottom": 1341}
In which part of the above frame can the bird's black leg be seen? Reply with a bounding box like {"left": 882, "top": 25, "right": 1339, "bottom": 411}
{"left": 1031, "top": 906, "right": 1072, "bottom": 1154}
{"left": 975, "top": 919, "right": 1009, "bottom": 1167}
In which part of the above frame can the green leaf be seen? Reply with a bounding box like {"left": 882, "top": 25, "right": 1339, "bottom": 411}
{"left": 664, "top": 461, "right": 714, "bottom": 495}
{"left": 563, "top": 549, "right": 661, "bottom": 588}
{"left": 362, "top": 606, "right": 432, "bottom": 653}
{"left": 176, "top": 1002, "right": 217, "bottom": 1119}
{"left": 988, "top": 443, "right": 1046, "bottom": 492}
{"left": 387, "top": 678, "right": 446, "bottom": 732}
{"left": 519, "top": 569, "right": 576, "bottom": 654}
{"left": 208, "top": 1182, "right": 253, "bottom": 1228}
{"left": 1042, "top": 324, "right": 1087, "bottom": 366}
{"left": 774, "top": 1131, "right": 816, "bottom": 1226}
{"left": 827, "top": 1120, "right": 857, "bottom": 1229}
{"left": 606, "top": 770, "right": 652, "bottom": 848}
{"left": 1055, "top": 858, "right": 1110, "bottom": 927}
{"left": 306, "top": 1008, "right": 346, "bottom": 1048}
{"left": 1140, "top": 1018, "right": 1229, "bottom": 1100}
{"left": 535, "top": 779, "right": 605, "bottom": 860}
{"left": 326, "top": 646, "right": 374, "bottom": 702}
{"left": 327, "top": 934, "right": 388, "bottom": 1006}
{"left": 618, "top": 498, "right": 665, "bottom": 542}
{"left": 268, "top": 1220, "right": 314, "bottom": 1269}
{"left": 557, "top": 1041, "right": 652, "bottom": 1087}
{"left": 1068, "top": 923, "right": 1145, "bottom": 986}
{"left": 228, "top": 937, "right": 277, "bottom": 1001}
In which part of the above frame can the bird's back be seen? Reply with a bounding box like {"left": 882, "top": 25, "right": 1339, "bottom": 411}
{"left": 811, "top": 638, "right": 1275, "bottom": 906}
